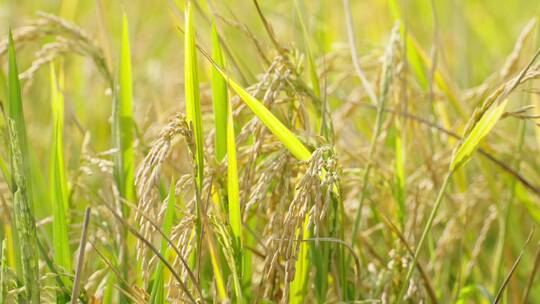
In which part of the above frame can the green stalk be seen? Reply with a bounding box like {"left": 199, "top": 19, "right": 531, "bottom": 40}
{"left": 49, "top": 63, "right": 72, "bottom": 303}
{"left": 349, "top": 27, "right": 396, "bottom": 256}
{"left": 492, "top": 108, "right": 527, "bottom": 296}
{"left": 7, "top": 30, "right": 40, "bottom": 303}
{"left": 289, "top": 216, "right": 310, "bottom": 303}
{"left": 1, "top": 239, "right": 6, "bottom": 304}
{"left": 394, "top": 125, "right": 406, "bottom": 228}
{"left": 184, "top": 1, "right": 204, "bottom": 189}
{"left": 396, "top": 173, "right": 452, "bottom": 303}
{"left": 211, "top": 22, "right": 228, "bottom": 163}
{"left": 227, "top": 106, "right": 242, "bottom": 250}
{"left": 227, "top": 103, "right": 244, "bottom": 303}
{"left": 149, "top": 179, "right": 177, "bottom": 304}
{"left": 184, "top": 0, "right": 204, "bottom": 284}
{"left": 114, "top": 13, "right": 136, "bottom": 205}
{"left": 112, "top": 14, "right": 135, "bottom": 303}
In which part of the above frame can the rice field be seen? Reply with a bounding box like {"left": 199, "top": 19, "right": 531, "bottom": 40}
{"left": 1, "top": 0, "right": 540, "bottom": 303}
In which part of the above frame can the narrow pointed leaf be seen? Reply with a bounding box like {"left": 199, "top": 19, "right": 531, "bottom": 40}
{"left": 211, "top": 66, "right": 311, "bottom": 161}
{"left": 289, "top": 216, "right": 310, "bottom": 304}
{"left": 1, "top": 239, "right": 6, "bottom": 304}
{"left": 227, "top": 105, "right": 242, "bottom": 247}
{"left": 114, "top": 13, "right": 135, "bottom": 203}
{"left": 7, "top": 30, "right": 40, "bottom": 303}
{"left": 149, "top": 179, "right": 177, "bottom": 304}
{"left": 185, "top": 1, "right": 204, "bottom": 188}
{"left": 449, "top": 99, "right": 508, "bottom": 172}
{"left": 49, "top": 63, "right": 72, "bottom": 300}
{"left": 211, "top": 22, "right": 228, "bottom": 163}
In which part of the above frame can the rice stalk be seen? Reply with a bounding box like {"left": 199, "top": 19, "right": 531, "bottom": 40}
{"left": 184, "top": 1, "right": 205, "bottom": 189}
{"left": 70, "top": 207, "right": 91, "bottom": 304}
{"left": 111, "top": 13, "right": 136, "bottom": 303}
{"left": 48, "top": 62, "right": 72, "bottom": 303}
{"left": 349, "top": 22, "right": 400, "bottom": 255}
{"left": 397, "top": 46, "right": 540, "bottom": 304}
{"left": 211, "top": 22, "right": 228, "bottom": 163}
{"left": 184, "top": 1, "right": 206, "bottom": 287}
{"left": 393, "top": 123, "right": 406, "bottom": 228}
{"left": 114, "top": 13, "right": 136, "bottom": 207}
{"left": 212, "top": 67, "right": 311, "bottom": 161}
{"left": 7, "top": 29, "right": 40, "bottom": 304}
{"left": 227, "top": 101, "right": 243, "bottom": 261}
{"left": 1, "top": 238, "right": 6, "bottom": 304}
{"left": 149, "top": 179, "right": 176, "bottom": 304}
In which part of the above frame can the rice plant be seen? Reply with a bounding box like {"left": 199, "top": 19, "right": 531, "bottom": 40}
{"left": 2, "top": 0, "right": 540, "bottom": 303}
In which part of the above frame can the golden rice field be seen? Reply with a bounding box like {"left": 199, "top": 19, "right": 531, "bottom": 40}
{"left": 1, "top": 0, "right": 540, "bottom": 303}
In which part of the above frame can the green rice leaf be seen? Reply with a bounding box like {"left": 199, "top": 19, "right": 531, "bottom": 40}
{"left": 289, "top": 216, "right": 310, "bottom": 304}
{"left": 205, "top": 230, "right": 229, "bottom": 302}
{"left": 7, "top": 30, "right": 40, "bottom": 303}
{"left": 118, "top": 14, "right": 135, "bottom": 201}
{"left": 394, "top": 128, "right": 406, "bottom": 227}
{"left": 1, "top": 239, "right": 6, "bottom": 304}
{"left": 7, "top": 32, "right": 30, "bottom": 180}
{"left": 49, "top": 63, "right": 72, "bottom": 288}
{"left": 185, "top": 1, "right": 204, "bottom": 188}
{"left": 211, "top": 67, "right": 311, "bottom": 161}
{"left": 114, "top": 13, "right": 136, "bottom": 203}
{"left": 449, "top": 99, "right": 508, "bottom": 172}
{"left": 149, "top": 178, "right": 177, "bottom": 304}
{"left": 211, "top": 22, "right": 228, "bottom": 163}
{"left": 227, "top": 104, "right": 242, "bottom": 248}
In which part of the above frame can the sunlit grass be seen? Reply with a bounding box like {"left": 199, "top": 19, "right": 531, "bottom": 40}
{"left": 2, "top": 0, "right": 540, "bottom": 303}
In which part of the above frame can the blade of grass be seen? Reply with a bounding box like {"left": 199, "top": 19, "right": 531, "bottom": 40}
{"left": 1, "top": 238, "right": 6, "bottom": 304}
{"left": 349, "top": 24, "right": 399, "bottom": 262}
{"left": 149, "top": 180, "right": 177, "bottom": 304}
{"left": 394, "top": 125, "right": 406, "bottom": 228}
{"left": 185, "top": 1, "right": 204, "bottom": 188}
{"left": 228, "top": 76, "right": 312, "bottom": 160}
{"left": 493, "top": 229, "right": 534, "bottom": 304}
{"left": 396, "top": 173, "right": 452, "bottom": 303}
{"left": 448, "top": 99, "right": 508, "bottom": 172}
{"left": 522, "top": 241, "right": 540, "bottom": 303}
{"left": 227, "top": 105, "right": 242, "bottom": 249}
{"left": 114, "top": 13, "right": 136, "bottom": 205}
{"left": 49, "top": 62, "right": 72, "bottom": 303}
{"left": 183, "top": 21, "right": 312, "bottom": 161}
{"left": 226, "top": 101, "right": 244, "bottom": 302}
{"left": 397, "top": 48, "right": 540, "bottom": 304}
{"left": 112, "top": 13, "right": 136, "bottom": 303}
{"left": 7, "top": 29, "right": 40, "bottom": 304}
{"left": 204, "top": 227, "right": 229, "bottom": 302}
{"left": 209, "top": 23, "right": 239, "bottom": 300}
{"left": 491, "top": 101, "right": 527, "bottom": 295}
{"left": 70, "top": 207, "right": 91, "bottom": 304}
{"left": 211, "top": 22, "right": 228, "bottom": 163}
{"left": 289, "top": 216, "right": 310, "bottom": 304}
{"left": 184, "top": 0, "right": 204, "bottom": 282}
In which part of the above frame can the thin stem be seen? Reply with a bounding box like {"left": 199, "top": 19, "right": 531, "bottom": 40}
{"left": 397, "top": 172, "right": 452, "bottom": 303}
{"left": 71, "top": 207, "right": 91, "bottom": 304}
{"left": 342, "top": 0, "right": 378, "bottom": 105}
